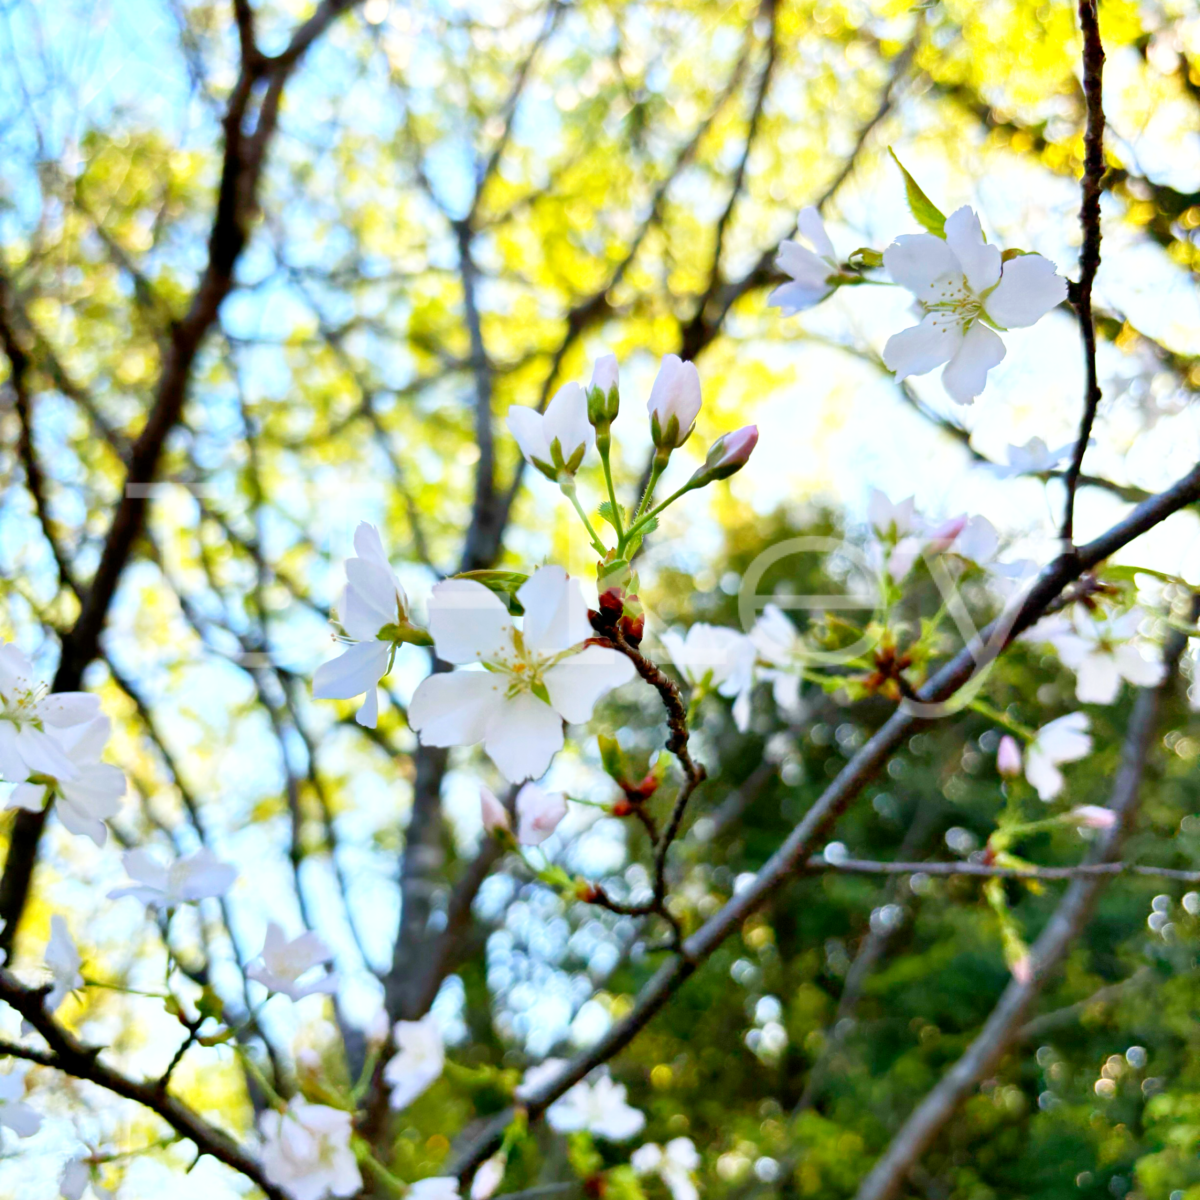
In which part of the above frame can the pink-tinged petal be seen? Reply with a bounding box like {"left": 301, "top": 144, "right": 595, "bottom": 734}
{"left": 882, "top": 313, "right": 962, "bottom": 382}
{"left": 797, "top": 205, "right": 836, "bottom": 261}
{"left": 506, "top": 406, "right": 551, "bottom": 465}
{"left": 480, "top": 786, "right": 511, "bottom": 833}
{"left": 940, "top": 321, "right": 1006, "bottom": 404}
{"left": 1073, "top": 653, "right": 1121, "bottom": 704}
{"left": 518, "top": 566, "right": 591, "bottom": 654}
{"left": 983, "top": 254, "right": 1067, "bottom": 328}
{"left": 352, "top": 522, "right": 391, "bottom": 570}
{"left": 883, "top": 233, "right": 960, "bottom": 293}
{"left": 543, "top": 644, "right": 636, "bottom": 724}
{"left": 484, "top": 692, "right": 563, "bottom": 783}
{"left": 515, "top": 783, "right": 568, "bottom": 845}
{"left": 313, "top": 640, "right": 390, "bottom": 701}
{"left": 943, "top": 206, "right": 1000, "bottom": 292}
{"left": 767, "top": 279, "right": 833, "bottom": 315}
{"left": 427, "top": 580, "right": 514, "bottom": 664}
{"left": 409, "top": 670, "right": 505, "bottom": 748}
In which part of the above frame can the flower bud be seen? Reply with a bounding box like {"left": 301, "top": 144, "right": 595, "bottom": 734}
{"left": 647, "top": 354, "right": 702, "bottom": 450}
{"left": 996, "top": 734, "right": 1022, "bottom": 779}
{"left": 689, "top": 425, "right": 759, "bottom": 486}
{"left": 1069, "top": 804, "right": 1117, "bottom": 831}
{"left": 480, "top": 786, "right": 511, "bottom": 835}
{"left": 587, "top": 354, "right": 620, "bottom": 429}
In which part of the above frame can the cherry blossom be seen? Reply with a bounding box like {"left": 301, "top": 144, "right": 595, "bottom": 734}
{"left": 647, "top": 354, "right": 702, "bottom": 449}
{"left": 867, "top": 490, "right": 919, "bottom": 540}
{"left": 0, "top": 643, "right": 101, "bottom": 795}
{"left": 996, "top": 734, "right": 1023, "bottom": 778}
{"left": 769, "top": 207, "right": 840, "bottom": 315}
{"left": 109, "top": 847, "right": 237, "bottom": 908}
{"left": 45, "top": 915, "right": 83, "bottom": 1014}
{"left": 516, "top": 1057, "right": 567, "bottom": 1100}
{"left": 247, "top": 922, "right": 337, "bottom": 1000}
{"left": 313, "top": 522, "right": 421, "bottom": 728}
{"left": 661, "top": 623, "right": 756, "bottom": 731}
{"left": 0, "top": 1070, "right": 40, "bottom": 1140}
{"left": 996, "top": 437, "right": 1077, "bottom": 477}
{"left": 507, "top": 382, "right": 595, "bottom": 479}
{"left": 632, "top": 1138, "right": 702, "bottom": 1200}
{"left": 515, "top": 782, "right": 568, "bottom": 846}
{"left": 546, "top": 1071, "right": 645, "bottom": 1140}
{"left": 1030, "top": 609, "right": 1164, "bottom": 704}
{"left": 690, "top": 425, "right": 759, "bottom": 486}
{"left": 60, "top": 1155, "right": 112, "bottom": 1200}
{"left": 409, "top": 566, "right": 635, "bottom": 782}
{"left": 5, "top": 715, "right": 126, "bottom": 846}
{"left": 384, "top": 1013, "right": 445, "bottom": 1110}
{"left": 410, "top": 1179, "right": 461, "bottom": 1200}
{"left": 1070, "top": 804, "right": 1118, "bottom": 831}
{"left": 748, "top": 604, "right": 808, "bottom": 718}
{"left": 882, "top": 206, "right": 1067, "bottom": 404}
{"left": 259, "top": 1098, "right": 361, "bottom": 1200}
{"left": 1025, "top": 713, "right": 1092, "bottom": 800}
{"left": 480, "top": 786, "right": 511, "bottom": 835}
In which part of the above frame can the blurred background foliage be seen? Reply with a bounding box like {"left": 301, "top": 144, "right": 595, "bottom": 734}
{"left": 4, "top": 0, "right": 1200, "bottom": 1197}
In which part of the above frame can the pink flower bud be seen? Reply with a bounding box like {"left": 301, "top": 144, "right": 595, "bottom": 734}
{"left": 480, "top": 786, "right": 511, "bottom": 834}
{"left": 1010, "top": 953, "right": 1033, "bottom": 986}
{"left": 926, "top": 513, "right": 968, "bottom": 553}
{"left": 996, "top": 735, "right": 1022, "bottom": 778}
{"left": 690, "top": 426, "right": 759, "bottom": 487}
{"left": 1070, "top": 804, "right": 1117, "bottom": 831}
{"left": 647, "top": 354, "right": 702, "bottom": 449}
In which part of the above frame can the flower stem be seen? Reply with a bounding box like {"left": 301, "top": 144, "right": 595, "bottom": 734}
{"left": 599, "top": 442, "right": 624, "bottom": 540}
{"left": 560, "top": 482, "right": 607, "bottom": 556}
{"left": 969, "top": 698, "right": 1037, "bottom": 741}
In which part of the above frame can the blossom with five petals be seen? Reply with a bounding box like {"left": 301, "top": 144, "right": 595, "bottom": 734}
{"left": 661, "top": 623, "right": 756, "bottom": 730}
{"left": 1025, "top": 713, "right": 1092, "bottom": 800}
{"left": 768, "top": 207, "right": 840, "bottom": 314}
{"left": 632, "top": 1138, "right": 702, "bottom": 1200}
{"left": 1029, "top": 609, "right": 1164, "bottom": 704}
{"left": 259, "top": 1098, "right": 361, "bottom": 1200}
{"left": 507, "top": 382, "right": 595, "bottom": 479}
{"left": 109, "top": 847, "right": 237, "bottom": 908}
{"left": 409, "top": 567, "right": 635, "bottom": 783}
{"left": 313, "top": 523, "right": 422, "bottom": 729}
{"left": 5, "top": 715, "right": 126, "bottom": 846}
{"left": 45, "top": 915, "right": 83, "bottom": 1014}
{"left": 882, "top": 206, "right": 1067, "bottom": 404}
{"left": 546, "top": 1071, "right": 645, "bottom": 1141}
{"left": 247, "top": 922, "right": 337, "bottom": 1000}
{"left": 384, "top": 1013, "right": 445, "bottom": 1110}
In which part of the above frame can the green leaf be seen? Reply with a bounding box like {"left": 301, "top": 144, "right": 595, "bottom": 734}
{"left": 597, "top": 499, "right": 624, "bottom": 530}
{"left": 889, "top": 148, "right": 946, "bottom": 237}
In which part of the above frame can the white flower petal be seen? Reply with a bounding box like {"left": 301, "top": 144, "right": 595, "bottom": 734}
{"left": 940, "top": 320, "right": 1006, "bottom": 404}
{"left": 882, "top": 313, "right": 963, "bottom": 382}
{"left": 767, "top": 279, "right": 832, "bottom": 315}
{"left": 1114, "top": 644, "right": 1166, "bottom": 689}
{"left": 943, "top": 206, "right": 1001, "bottom": 293}
{"left": 775, "top": 241, "right": 832, "bottom": 289}
{"left": 797, "top": 205, "right": 836, "bottom": 261}
{"left": 356, "top": 685, "right": 380, "bottom": 728}
{"left": 542, "top": 382, "right": 594, "bottom": 464}
{"left": 427, "top": 580, "right": 515, "bottom": 665}
{"left": 343, "top": 559, "right": 400, "bottom": 636}
{"left": 543, "top": 644, "right": 635, "bottom": 724}
{"left": 312, "top": 640, "right": 390, "bottom": 701}
{"left": 515, "top": 783, "right": 568, "bottom": 846}
{"left": 0, "top": 723, "right": 27, "bottom": 782}
{"left": 1074, "top": 653, "right": 1121, "bottom": 704}
{"left": 37, "top": 692, "right": 101, "bottom": 728}
{"left": 5, "top": 783, "right": 45, "bottom": 812}
{"left": 409, "top": 670, "right": 506, "bottom": 749}
{"left": 353, "top": 522, "right": 391, "bottom": 570}
{"left": 984, "top": 254, "right": 1067, "bottom": 329}
{"left": 507, "top": 406, "right": 551, "bottom": 465}
{"left": 517, "top": 567, "right": 591, "bottom": 654}
{"left": 484, "top": 692, "right": 563, "bottom": 783}
{"left": 883, "top": 233, "right": 961, "bottom": 294}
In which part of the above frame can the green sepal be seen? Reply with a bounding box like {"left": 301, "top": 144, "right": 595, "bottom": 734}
{"left": 377, "top": 621, "right": 435, "bottom": 648}
{"left": 889, "top": 148, "right": 946, "bottom": 238}
{"left": 454, "top": 569, "right": 529, "bottom": 615}
{"left": 849, "top": 247, "right": 884, "bottom": 269}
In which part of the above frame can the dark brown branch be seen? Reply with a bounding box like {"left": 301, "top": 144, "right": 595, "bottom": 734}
{"left": 449, "top": 459, "right": 1200, "bottom": 1181}
{"left": 1060, "top": 0, "right": 1107, "bottom": 545}
{"left": 0, "top": 974, "right": 287, "bottom": 1199}
{"left": 851, "top": 599, "right": 1192, "bottom": 1200}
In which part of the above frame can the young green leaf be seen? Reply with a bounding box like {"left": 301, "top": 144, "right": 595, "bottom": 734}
{"left": 889, "top": 148, "right": 946, "bottom": 238}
